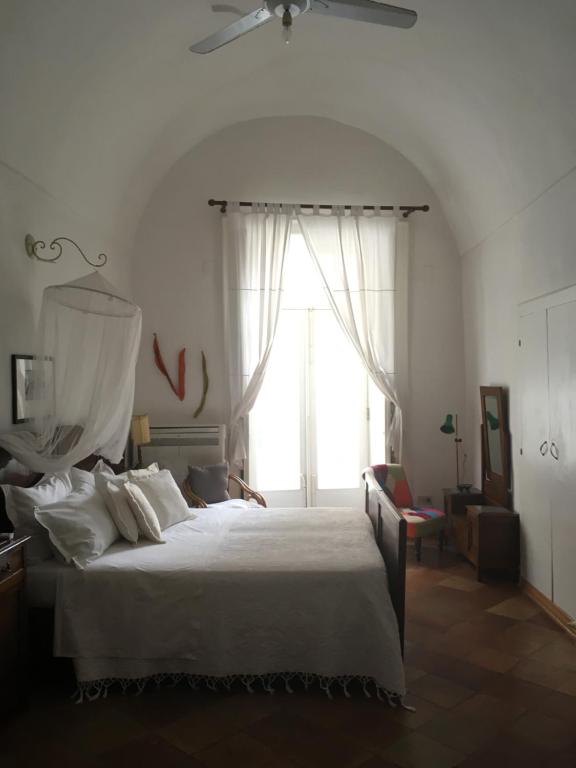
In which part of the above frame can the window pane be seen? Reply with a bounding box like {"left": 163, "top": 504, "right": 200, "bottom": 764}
{"left": 249, "top": 310, "right": 303, "bottom": 491}
{"left": 313, "top": 311, "right": 365, "bottom": 489}
{"left": 368, "top": 380, "right": 386, "bottom": 464}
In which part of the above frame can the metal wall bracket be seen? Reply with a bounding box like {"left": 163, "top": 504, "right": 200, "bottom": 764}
{"left": 25, "top": 234, "right": 108, "bottom": 267}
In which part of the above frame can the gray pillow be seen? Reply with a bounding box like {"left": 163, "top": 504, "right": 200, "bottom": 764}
{"left": 186, "top": 462, "right": 230, "bottom": 504}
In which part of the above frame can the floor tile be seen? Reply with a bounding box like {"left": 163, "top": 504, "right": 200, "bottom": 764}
{"left": 456, "top": 692, "right": 526, "bottom": 725}
{"left": 408, "top": 674, "right": 474, "bottom": 708}
{"left": 246, "top": 711, "right": 371, "bottom": 768}
{"left": 505, "top": 710, "right": 576, "bottom": 751}
{"left": 382, "top": 732, "right": 464, "bottom": 768}
{"left": 487, "top": 596, "right": 541, "bottom": 620}
{"left": 510, "top": 658, "right": 571, "bottom": 692}
{"left": 98, "top": 735, "right": 204, "bottom": 768}
{"left": 489, "top": 620, "right": 561, "bottom": 656}
{"left": 290, "top": 694, "right": 409, "bottom": 752}
{"left": 418, "top": 709, "right": 501, "bottom": 755}
{"left": 456, "top": 733, "right": 550, "bottom": 768}
{"left": 437, "top": 576, "right": 484, "bottom": 592}
{"left": 464, "top": 645, "right": 519, "bottom": 673}
{"left": 195, "top": 732, "right": 281, "bottom": 768}
{"left": 480, "top": 674, "right": 550, "bottom": 709}
{"left": 528, "top": 637, "right": 576, "bottom": 671}
{"left": 535, "top": 690, "right": 576, "bottom": 723}
{"left": 390, "top": 695, "right": 442, "bottom": 730}
{"left": 160, "top": 695, "right": 275, "bottom": 754}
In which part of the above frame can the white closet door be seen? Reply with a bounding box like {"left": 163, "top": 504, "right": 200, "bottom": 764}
{"left": 547, "top": 298, "right": 576, "bottom": 619}
{"left": 518, "top": 311, "right": 552, "bottom": 598}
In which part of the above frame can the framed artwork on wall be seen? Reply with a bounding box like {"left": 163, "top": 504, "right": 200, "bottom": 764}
{"left": 11, "top": 354, "right": 54, "bottom": 424}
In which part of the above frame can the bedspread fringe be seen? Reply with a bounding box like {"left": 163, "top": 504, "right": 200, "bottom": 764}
{"left": 73, "top": 672, "right": 405, "bottom": 707}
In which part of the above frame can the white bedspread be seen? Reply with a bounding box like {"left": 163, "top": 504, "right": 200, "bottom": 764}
{"left": 54, "top": 505, "right": 405, "bottom": 696}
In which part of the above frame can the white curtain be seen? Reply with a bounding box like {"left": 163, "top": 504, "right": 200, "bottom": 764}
{"left": 0, "top": 272, "right": 142, "bottom": 472}
{"left": 224, "top": 205, "right": 291, "bottom": 466}
{"left": 297, "top": 209, "right": 406, "bottom": 460}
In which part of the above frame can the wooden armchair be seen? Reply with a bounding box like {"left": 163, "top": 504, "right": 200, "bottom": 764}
{"left": 182, "top": 473, "right": 267, "bottom": 509}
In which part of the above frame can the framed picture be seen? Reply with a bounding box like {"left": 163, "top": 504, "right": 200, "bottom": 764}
{"left": 11, "top": 354, "right": 54, "bottom": 424}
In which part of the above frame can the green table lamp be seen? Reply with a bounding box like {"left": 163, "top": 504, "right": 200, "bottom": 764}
{"left": 440, "top": 413, "right": 470, "bottom": 491}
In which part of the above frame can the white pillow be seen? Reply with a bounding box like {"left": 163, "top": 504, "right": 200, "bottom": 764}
{"left": 34, "top": 483, "right": 119, "bottom": 569}
{"left": 104, "top": 480, "right": 139, "bottom": 543}
{"left": 123, "top": 482, "right": 164, "bottom": 543}
{"left": 129, "top": 470, "right": 195, "bottom": 530}
{"left": 90, "top": 458, "right": 114, "bottom": 474}
{"left": 127, "top": 463, "right": 159, "bottom": 479}
{"left": 2, "top": 472, "right": 73, "bottom": 565}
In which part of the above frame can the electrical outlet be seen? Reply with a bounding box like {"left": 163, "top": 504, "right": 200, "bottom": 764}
{"left": 417, "top": 495, "right": 432, "bottom": 506}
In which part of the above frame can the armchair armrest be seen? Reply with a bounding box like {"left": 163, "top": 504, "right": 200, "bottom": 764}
{"left": 229, "top": 474, "right": 267, "bottom": 507}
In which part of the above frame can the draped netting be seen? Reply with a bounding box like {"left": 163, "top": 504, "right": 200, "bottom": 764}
{"left": 0, "top": 272, "right": 142, "bottom": 472}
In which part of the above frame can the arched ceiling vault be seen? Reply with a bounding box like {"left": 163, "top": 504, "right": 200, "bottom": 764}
{"left": 1, "top": 0, "right": 575, "bottom": 254}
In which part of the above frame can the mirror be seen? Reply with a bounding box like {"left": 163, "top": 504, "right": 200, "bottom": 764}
{"left": 484, "top": 394, "right": 503, "bottom": 475}
{"left": 480, "top": 386, "right": 511, "bottom": 508}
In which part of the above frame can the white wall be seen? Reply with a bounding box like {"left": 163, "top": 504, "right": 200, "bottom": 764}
{"left": 462, "top": 165, "right": 576, "bottom": 496}
{"left": 0, "top": 160, "right": 133, "bottom": 431}
{"left": 133, "top": 117, "right": 463, "bottom": 503}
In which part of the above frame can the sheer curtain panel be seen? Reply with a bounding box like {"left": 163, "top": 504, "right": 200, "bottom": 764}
{"left": 224, "top": 205, "right": 291, "bottom": 467}
{"left": 0, "top": 272, "right": 142, "bottom": 472}
{"left": 297, "top": 210, "right": 407, "bottom": 461}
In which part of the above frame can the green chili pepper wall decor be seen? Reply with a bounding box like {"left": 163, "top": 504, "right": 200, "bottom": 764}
{"left": 193, "top": 351, "right": 209, "bottom": 418}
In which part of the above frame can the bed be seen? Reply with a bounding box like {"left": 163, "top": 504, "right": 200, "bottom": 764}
{"left": 0, "top": 450, "right": 407, "bottom": 702}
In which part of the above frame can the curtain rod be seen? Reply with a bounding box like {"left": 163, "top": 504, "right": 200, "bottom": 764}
{"left": 208, "top": 199, "right": 429, "bottom": 218}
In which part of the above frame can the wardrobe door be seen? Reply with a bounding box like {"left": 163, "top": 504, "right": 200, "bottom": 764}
{"left": 547, "top": 298, "right": 576, "bottom": 620}
{"left": 518, "top": 311, "right": 552, "bottom": 598}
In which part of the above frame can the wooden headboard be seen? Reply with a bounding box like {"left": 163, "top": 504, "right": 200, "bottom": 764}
{"left": 363, "top": 467, "right": 407, "bottom": 654}
{"left": 0, "top": 446, "right": 124, "bottom": 532}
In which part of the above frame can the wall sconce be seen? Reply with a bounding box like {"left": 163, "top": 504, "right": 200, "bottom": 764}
{"left": 25, "top": 234, "right": 108, "bottom": 267}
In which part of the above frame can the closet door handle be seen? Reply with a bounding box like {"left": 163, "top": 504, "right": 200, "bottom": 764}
{"left": 550, "top": 441, "right": 559, "bottom": 461}
{"left": 539, "top": 440, "right": 548, "bottom": 456}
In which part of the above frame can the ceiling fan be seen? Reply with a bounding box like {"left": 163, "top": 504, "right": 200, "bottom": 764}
{"left": 190, "top": 0, "right": 417, "bottom": 54}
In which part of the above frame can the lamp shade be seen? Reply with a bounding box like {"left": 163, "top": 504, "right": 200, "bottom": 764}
{"left": 440, "top": 414, "right": 455, "bottom": 434}
{"left": 130, "top": 414, "right": 150, "bottom": 446}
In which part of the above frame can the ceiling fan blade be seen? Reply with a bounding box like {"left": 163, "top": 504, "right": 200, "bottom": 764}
{"left": 190, "top": 7, "right": 273, "bottom": 54}
{"left": 309, "top": 0, "right": 417, "bottom": 29}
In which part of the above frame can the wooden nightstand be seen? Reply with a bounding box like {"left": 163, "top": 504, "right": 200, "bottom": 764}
{"left": 0, "top": 536, "right": 30, "bottom": 715}
{"left": 465, "top": 505, "right": 519, "bottom": 582}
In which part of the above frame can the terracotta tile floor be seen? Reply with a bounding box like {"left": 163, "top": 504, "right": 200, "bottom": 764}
{"left": 4, "top": 545, "right": 576, "bottom": 767}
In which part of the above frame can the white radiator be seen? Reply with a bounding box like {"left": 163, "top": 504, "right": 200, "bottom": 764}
{"left": 140, "top": 424, "right": 226, "bottom": 486}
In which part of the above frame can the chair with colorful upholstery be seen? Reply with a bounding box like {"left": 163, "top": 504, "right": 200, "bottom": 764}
{"left": 371, "top": 464, "right": 447, "bottom": 562}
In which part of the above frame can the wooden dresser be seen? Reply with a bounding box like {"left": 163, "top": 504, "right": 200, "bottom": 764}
{"left": 0, "top": 536, "right": 30, "bottom": 715}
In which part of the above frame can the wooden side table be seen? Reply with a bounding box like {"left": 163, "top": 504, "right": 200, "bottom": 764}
{"left": 0, "top": 536, "right": 30, "bottom": 715}
{"left": 466, "top": 505, "right": 519, "bottom": 582}
{"left": 443, "top": 487, "right": 484, "bottom": 555}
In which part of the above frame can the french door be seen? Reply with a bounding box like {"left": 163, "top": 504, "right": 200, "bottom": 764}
{"left": 248, "top": 228, "right": 385, "bottom": 507}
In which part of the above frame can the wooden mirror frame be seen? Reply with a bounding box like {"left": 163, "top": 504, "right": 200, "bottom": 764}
{"left": 480, "top": 386, "right": 511, "bottom": 508}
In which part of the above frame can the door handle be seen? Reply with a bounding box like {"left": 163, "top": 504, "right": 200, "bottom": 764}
{"left": 539, "top": 440, "right": 548, "bottom": 456}
{"left": 550, "top": 441, "right": 559, "bottom": 461}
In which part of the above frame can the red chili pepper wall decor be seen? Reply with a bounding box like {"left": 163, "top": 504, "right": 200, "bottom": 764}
{"left": 153, "top": 333, "right": 185, "bottom": 401}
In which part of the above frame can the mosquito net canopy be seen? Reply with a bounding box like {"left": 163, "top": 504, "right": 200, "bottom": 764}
{"left": 0, "top": 272, "right": 142, "bottom": 472}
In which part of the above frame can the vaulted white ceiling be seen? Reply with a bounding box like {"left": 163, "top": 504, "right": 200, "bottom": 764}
{"left": 2, "top": 0, "right": 575, "bottom": 253}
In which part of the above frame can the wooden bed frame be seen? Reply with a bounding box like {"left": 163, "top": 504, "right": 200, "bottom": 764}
{"left": 0, "top": 450, "right": 407, "bottom": 672}
{"left": 363, "top": 467, "right": 407, "bottom": 654}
